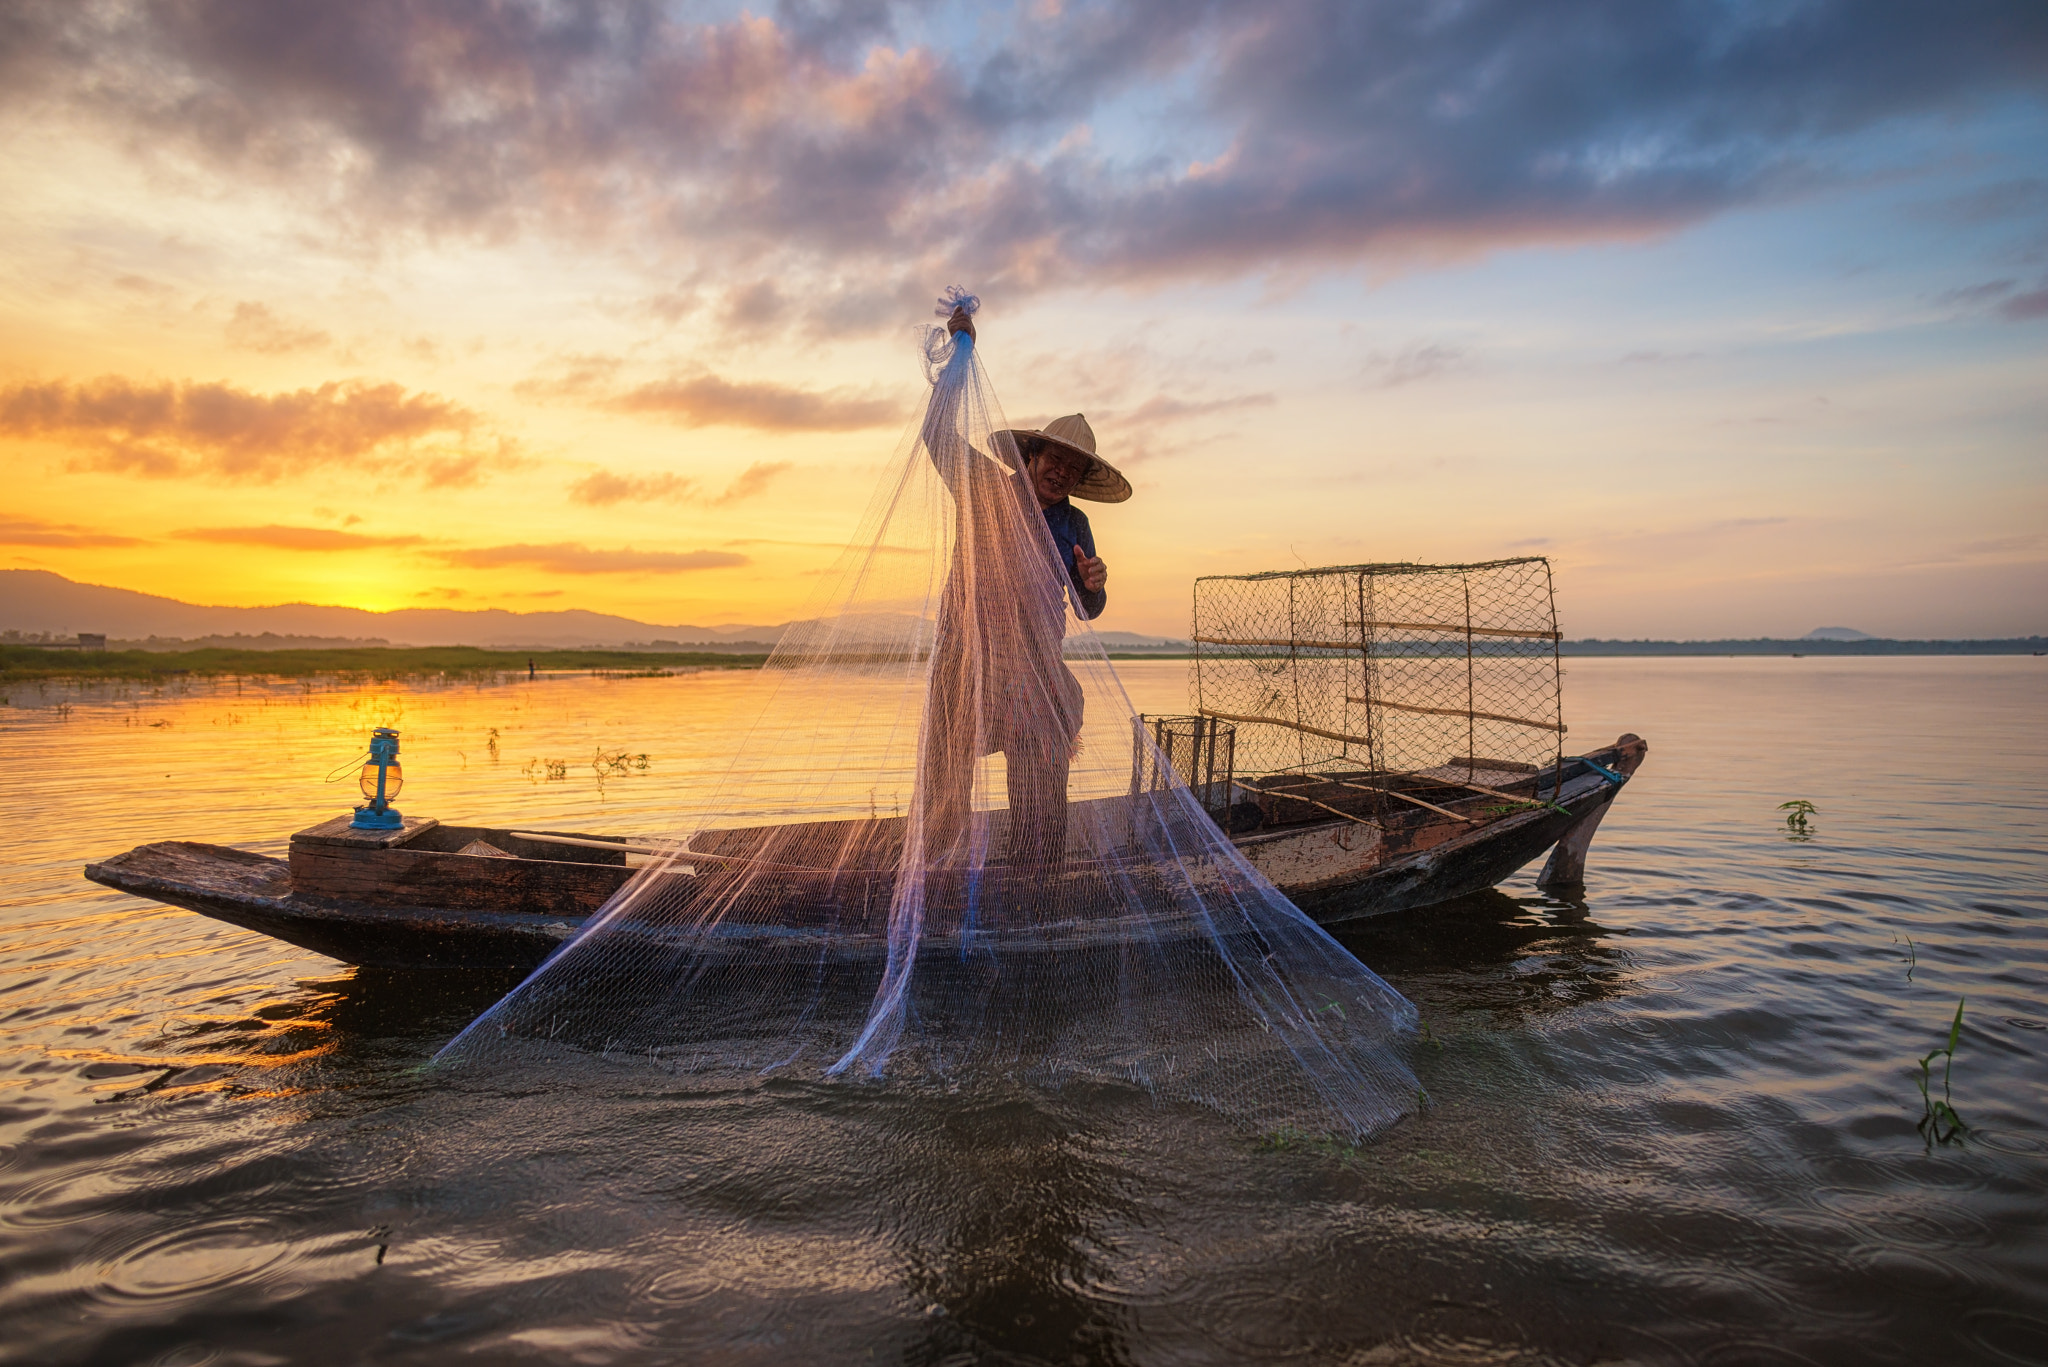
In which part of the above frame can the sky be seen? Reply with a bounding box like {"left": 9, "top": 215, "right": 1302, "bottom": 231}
{"left": 2, "top": 0, "right": 2044, "bottom": 640}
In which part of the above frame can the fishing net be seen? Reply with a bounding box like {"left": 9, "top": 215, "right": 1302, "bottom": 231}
{"left": 437, "top": 292, "right": 1419, "bottom": 1140}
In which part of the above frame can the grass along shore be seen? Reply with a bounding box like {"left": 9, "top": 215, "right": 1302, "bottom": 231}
{"left": 1, "top": 644, "right": 769, "bottom": 688}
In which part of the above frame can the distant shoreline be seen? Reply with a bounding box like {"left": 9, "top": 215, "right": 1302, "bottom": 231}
{"left": 1, "top": 644, "right": 769, "bottom": 688}
{"left": 5, "top": 636, "right": 2041, "bottom": 689}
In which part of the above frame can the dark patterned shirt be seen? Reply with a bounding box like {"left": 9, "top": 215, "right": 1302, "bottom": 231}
{"left": 1042, "top": 499, "right": 1106, "bottom": 620}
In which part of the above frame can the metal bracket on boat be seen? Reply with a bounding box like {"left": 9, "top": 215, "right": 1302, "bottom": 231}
{"left": 1576, "top": 757, "right": 1628, "bottom": 786}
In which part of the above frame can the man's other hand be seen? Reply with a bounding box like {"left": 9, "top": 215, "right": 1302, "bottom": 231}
{"left": 1073, "top": 544, "right": 1108, "bottom": 593}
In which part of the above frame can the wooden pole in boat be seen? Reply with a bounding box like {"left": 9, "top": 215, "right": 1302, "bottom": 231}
{"left": 1462, "top": 569, "right": 1476, "bottom": 785}
{"left": 1545, "top": 558, "right": 1563, "bottom": 805}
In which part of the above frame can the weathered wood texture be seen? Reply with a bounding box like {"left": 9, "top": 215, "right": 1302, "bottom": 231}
{"left": 289, "top": 821, "right": 649, "bottom": 915}
{"left": 289, "top": 840, "right": 630, "bottom": 916}
{"left": 85, "top": 841, "right": 580, "bottom": 969}
{"left": 292, "top": 813, "right": 440, "bottom": 848}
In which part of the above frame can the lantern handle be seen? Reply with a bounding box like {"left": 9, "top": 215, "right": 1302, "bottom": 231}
{"left": 324, "top": 750, "right": 372, "bottom": 783}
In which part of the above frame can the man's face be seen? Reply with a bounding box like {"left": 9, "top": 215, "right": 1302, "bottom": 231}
{"left": 1028, "top": 445, "right": 1091, "bottom": 508}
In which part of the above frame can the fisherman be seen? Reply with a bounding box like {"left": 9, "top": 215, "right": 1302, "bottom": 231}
{"left": 947, "top": 306, "right": 1124, "bottom": 617}
{"left": 920, "top": 304, "right": 1131, "bottom": 875}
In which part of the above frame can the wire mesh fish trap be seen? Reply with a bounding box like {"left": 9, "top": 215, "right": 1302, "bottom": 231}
{"left": 1189, "top": 558, "right": 1564, "bottom": 791}
{"left": 1131, "top": 714, "right": 1236, "bottom": 816}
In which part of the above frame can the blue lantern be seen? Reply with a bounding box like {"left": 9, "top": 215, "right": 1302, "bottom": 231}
{"left": 351, "top": 726, "right": 406, "bottom": 830}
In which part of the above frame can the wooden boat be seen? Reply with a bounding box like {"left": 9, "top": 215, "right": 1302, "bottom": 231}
{"left": 83, "top": 735, "right": 1646, "bottom": 970}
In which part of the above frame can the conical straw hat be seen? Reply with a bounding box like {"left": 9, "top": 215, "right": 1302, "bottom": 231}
{"left": 995, "top": 413, "right": 1132, "bottom": 503}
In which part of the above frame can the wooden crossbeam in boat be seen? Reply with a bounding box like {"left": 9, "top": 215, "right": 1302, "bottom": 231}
{"left": 1191, "top": 626, "right": 1561, "bottom": 649}
{"left": 1345, "top": 696, "right": 1566, "bottom": 734}
{"left": 1255, "top": 773, "right": 1472, "bottom": 822}
{"left": 1200, "top": 701, "right": 1563, "bottom": 746}
{"left": 509, "top": 832, "right": 895, "bottom": 877}
{"left": 1233, "top": 783, "right": 1380, "bottom": 829}
{"left": 1192, "top": 635, "right": 1358, "bottom": 652}
{"left": 1328, "top": 777, "right": 1469, "bottom": 821}
{"left": 1199, "top": 708, "right": 1370, "bottom": 748}
{"left": 510, "top": 831, "right": 703, "bottom": 859}
{"left": 1387, "top": 771, "right": 1531, "bottom": 802}
{"left": 1344, "top": 619, "right": 1562, "bottom": 641}
{"left": 1258, "top": 765, "right": 1538, "bottom": 805}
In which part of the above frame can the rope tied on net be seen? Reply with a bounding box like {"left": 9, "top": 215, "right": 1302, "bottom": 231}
{"left": 921, "top": 286, "right": 980, "bottom": 382}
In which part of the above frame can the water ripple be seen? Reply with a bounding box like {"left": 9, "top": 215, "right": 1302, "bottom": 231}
{"left": 0, "top": 660, "right": 2043, "bottom": 1364}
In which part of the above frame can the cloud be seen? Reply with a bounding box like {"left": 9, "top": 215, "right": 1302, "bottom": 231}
{"left": 9, "top": 2, "right": 2042, "bottom": 308}
{"left": 1936, "top": 280, "right": 2016, "bottom": 307}
{"left": 721, "top": 536, "right": 924, "bottom": 556}
{"left": 172, "top": 524, "right": 426, "bottom": 551}
{"left": 1365, "top": 344, "right": 1466, "bottom": 389}
{"left": 709, "top": 460, "right": 793, "bottom": 505}
{"left": 434, "top": 543, "right": 749, "bottom": 574}
{"left": 513, "top": 353, "right": 625, "bottom": 400}
{"left": 223, "top": 301, "right": 331, "bottom": 354}
{"left": 0, "top": 375, "right": 498, "bottom": 484}
{"left": 1116, "top": 393, "right": 1275, "bottom": 425}
{"left": 1090, "top": 390, "right": 1277, "bottom": 465}
{"left": 568, "top": 460, "right": 792, "bottom": 507}
{"left": 569, "top": 470, "right": 697, "bottom": 506}
{"left": 2000, "top": 283, "right": 2048, "bottom": 320}
{"left": 1920, "top": 177, "right": 2048, "bottom": 224}
{"left": 611, "top": 375, "right": 901, "bottom": 431}
{"left": 0, "top": 516, "right": 144, "bottom": 548}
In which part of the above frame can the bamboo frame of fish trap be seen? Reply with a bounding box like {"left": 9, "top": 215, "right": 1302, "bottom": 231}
{"left": 1186, "top": 557, "right": 1566, "bottom": 810}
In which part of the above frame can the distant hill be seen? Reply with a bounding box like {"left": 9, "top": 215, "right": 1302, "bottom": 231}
{"left": 18, "top": 572, "right": 2026, "bottom": 656}
{"left": 0, "top": 569, "right": 777, "bottom": 649}
{"left": 0, "top": 570, "right": 1189, "bottom": 652}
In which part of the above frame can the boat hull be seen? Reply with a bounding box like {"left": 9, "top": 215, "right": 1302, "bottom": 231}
{"left": 84, "top": 738, "right": 1647, "bottom": 970}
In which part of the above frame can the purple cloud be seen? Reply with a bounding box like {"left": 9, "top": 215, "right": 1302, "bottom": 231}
{"left": 611, "top": 375, "right": 900, "bottom": 430}
{"left": 2000, "top": 284, "right": 2048, "bottom": 320}
{"left": 3, "top": 0, "right": 2043, "bottom": 314}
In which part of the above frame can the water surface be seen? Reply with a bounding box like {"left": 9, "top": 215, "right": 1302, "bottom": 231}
{"left": 2, "top": 658, "right": 2044, "bottom": 1364}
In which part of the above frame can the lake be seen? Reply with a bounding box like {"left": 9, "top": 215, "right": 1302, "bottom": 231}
{"left": 2, "top": 657, "right": 2044, "bottom": 1365}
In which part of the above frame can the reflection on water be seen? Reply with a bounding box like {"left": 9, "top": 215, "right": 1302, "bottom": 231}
{"left": 891, "top": 1095, "right": 1141, "bottom": 1365}
{"left": 1334, "top": 886, "right": 1635, "bottom": 1024}
{"left": 1, "top": 657, "right": 2045, "bottom": 1364}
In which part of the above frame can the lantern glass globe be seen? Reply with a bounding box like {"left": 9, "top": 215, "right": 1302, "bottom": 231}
{"left": 359, "top": 761, "right": 404, "bottom": 802}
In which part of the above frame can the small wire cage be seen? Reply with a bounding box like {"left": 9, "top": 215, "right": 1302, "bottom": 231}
{"left": 1130, "top": 713, "right": 1237, "bottom": 815}
{"left": 1188, "top": 557, "right": 1565, "bottom": 792}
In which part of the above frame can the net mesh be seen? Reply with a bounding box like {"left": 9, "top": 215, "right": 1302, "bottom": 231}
{"left": 1190, "top": 559, "right": 1564, "bottom": 787}
{"left": 436, "top": 293, "right": 1419, "bottom": 1140}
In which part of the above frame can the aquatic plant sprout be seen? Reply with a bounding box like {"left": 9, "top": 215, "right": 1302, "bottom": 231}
{"left": 436, "top": 292, "right": 1420, "bottom": 1139}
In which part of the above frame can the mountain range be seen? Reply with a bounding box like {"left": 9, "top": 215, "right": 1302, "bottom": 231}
{"left": 0, "top": 570, "right": 1186, "bottom": 650}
